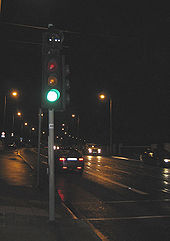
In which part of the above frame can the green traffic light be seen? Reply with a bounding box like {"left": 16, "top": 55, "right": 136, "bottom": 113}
{"left": 46, "top": 89, "right": 60, "bottom": 102}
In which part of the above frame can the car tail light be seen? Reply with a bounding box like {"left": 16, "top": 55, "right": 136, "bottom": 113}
{"left": 59, "top": 158, "right": 66, "bottom": 161}
{"left": 77, "top": 167, "right": 82, "bottom": 169}
{"left": 79, "top": 158, "right": 84, "bottom": 161}
{"left": 62, "top": 166, "right": 68, "bottom": 169}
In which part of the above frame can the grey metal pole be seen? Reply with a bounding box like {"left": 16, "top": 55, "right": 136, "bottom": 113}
{"left": 77, "top": 115, "right": 80, "bottom": 137}
{"left": 3, "top": 95, "right": 7, "bottom": 131}
{"left": 109, "top": 98, "right": 113, "bottom": 154}
{"left": 37, "top": 108, "right": 42, "bottom": 187}
{"left": 12, "top": 113, "right": 15, "bottom": 131}
{"left": 48, "top": 109, "right": 55, "bottom": 221}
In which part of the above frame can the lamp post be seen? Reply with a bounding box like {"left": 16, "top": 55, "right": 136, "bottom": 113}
{"left": 3, "top": 95, "right": 7, "bottom": 130}
{"left": 99, "top": 93, "right": 113, "bottom": 154}
{"left": 3, "top": 90, "right": 19, "bottom": 132}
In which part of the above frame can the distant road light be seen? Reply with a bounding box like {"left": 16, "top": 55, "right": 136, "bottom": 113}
{"left": 11, "top": 90, "right": 19, "bottom": 98}
{"left": 99, "top": 94, "right": 105, "bottom": 100}
{"left": 12, "top": 91, "right": 18, "bottom": 97}
{"left": 17, "top": 112, "right": 21, "bottom": 116}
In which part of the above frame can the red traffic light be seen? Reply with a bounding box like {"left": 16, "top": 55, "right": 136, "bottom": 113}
{"left": 48, "top": 60, "right": 57, "bottom": 72}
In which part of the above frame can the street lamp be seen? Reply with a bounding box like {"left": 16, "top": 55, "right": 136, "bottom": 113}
{"left": 3, "top": 90, "right": 19, "bottom": 131}
{"left": 99, "top": 93, "right": 113, "bottom": 154}
{"left": 99, "top": 94, "right": 105, "bottom": 100}
{"left": 17, "top": 111, "right": 22, "bottom": 117}
{"left": 11, "top": 90, "right": 19, "bottom": 98}
{"left": 71, "top": 114, "right": 80, "bottom": 137}
{"left": 15, "top": 110, "right": 24, "bottom": 141}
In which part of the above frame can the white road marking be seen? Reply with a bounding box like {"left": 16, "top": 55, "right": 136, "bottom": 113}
{"left": 112, "top": 156, "right": 142, "bottom": 162}
{"left": 84, "top": 215, "right": 170, "bottom": 221}
{"left": 57, "top": 169, "right": 110, "bottom": 241}
{"left": 85, "top": 219, "right": 110, "bottom": 241}
{"left": 61, "top": 202, "right": 109, "bottom": 240}
{"left": 72, "top": 199, "right": 170, "bottom": 205}
{"left": 85, "top": 170, "right": 148, "bottom": 195}
{"left": 104, "top": 199, "right": 170, "bottom": 204}
{"left": 104, "top": 165, "right": 129, "bottom": 174}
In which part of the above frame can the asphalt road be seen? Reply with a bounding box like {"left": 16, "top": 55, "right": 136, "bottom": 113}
{"left": 1, "top": 149, "right": 170, "bottom": 241}
{"left": 54, "top": 155, "right": 170, "bottom": 241}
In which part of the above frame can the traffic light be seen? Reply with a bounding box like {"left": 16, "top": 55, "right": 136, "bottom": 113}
{"left": 41, "top": 29, "right": 66, "bottom": 110}
{"left": 62, "top": 56, "right": 70, "bottom": 108}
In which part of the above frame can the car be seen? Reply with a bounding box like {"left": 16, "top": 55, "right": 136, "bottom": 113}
{"left": 8, "top": 142, "right": 17, "bottom": 150}
{"left": 55, "top": 147, "right": 84, "bottom": 174}
{"left": 84, "top": 143, "right": 102, "bottom": 155}
{"left": 140, "top": 147, "right": 170, "bottom": 167}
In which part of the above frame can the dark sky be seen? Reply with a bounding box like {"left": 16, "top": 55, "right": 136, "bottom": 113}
{"left": 0, "top": 1, "right": 170, "bottom": 144}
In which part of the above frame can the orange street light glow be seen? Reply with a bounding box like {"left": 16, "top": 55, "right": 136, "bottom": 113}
{"left": 99, "top": 94, "right": 105, "bottom": 99}
{"left": 12, "top": 92, "right": 17, "bottom": 96}
{"left": 17, "top": 112, "right": 21, "bottom": 116}
{"left": 11, "top": 90, "right": 19, "bottom": 98}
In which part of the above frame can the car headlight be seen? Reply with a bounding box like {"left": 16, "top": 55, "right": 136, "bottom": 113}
{"left": 164, "top": 159, "right": 170, "bottom": 163}
{"left": 54, "top": 145, "right": 60, "bottom": 150}
{"left": 149, "top": 152, "right": 154, "bottom": 157}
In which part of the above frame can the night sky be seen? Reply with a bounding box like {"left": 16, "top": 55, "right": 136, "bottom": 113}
{"left": 0, "top": 1, "right": 170, "bottom": 145}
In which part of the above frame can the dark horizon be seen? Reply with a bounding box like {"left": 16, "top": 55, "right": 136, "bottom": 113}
{"left": 0, "top": 1, "right": 169, "bottom": 145}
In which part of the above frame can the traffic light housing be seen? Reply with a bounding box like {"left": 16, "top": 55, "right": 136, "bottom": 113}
{"left": 62, "top": 57, "right": 70, "bottom": 108}
{"left": 41, "top": 29, "right": 67, "bottom": 110}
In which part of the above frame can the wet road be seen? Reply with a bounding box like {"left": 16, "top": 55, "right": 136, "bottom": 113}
{"left": 55, "top": 155, "right": 170, "bottom": 241}
{"left": 0, "top": 151, "right": 34, "bottom": 187}
{"left": 1, "top": 150, "right": 170, "bottom": 240}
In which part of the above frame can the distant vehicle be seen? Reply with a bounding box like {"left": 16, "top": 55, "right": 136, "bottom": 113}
{"left": 84, "top": 143, "right": 102, "bottom": 155}
{"left": 55, "top": 147, "right": 84, "bottom": 174}
{"left": 140, "top": 147, "right": 170, "bottom": 167}
{"left": 8, "top": 142, "right": 17, "bottom": 150}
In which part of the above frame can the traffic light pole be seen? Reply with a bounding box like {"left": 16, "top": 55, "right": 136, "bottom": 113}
{"left": 48, "top": 108, "right": 55, "bottom": 221}
{"left": 37, "top": 108, "right": 42, "bottom": 187}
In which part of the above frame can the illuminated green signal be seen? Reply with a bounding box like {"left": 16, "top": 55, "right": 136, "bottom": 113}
{"left": 46, "top": 89, "right": 60, "bottom": 102}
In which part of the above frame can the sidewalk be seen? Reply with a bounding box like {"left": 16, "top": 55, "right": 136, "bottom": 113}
{"left": 0, "top": 152, "right": 101, "bottom": 241}
{"left": 0, "top": 185, "right": 102, "bottom": 241}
